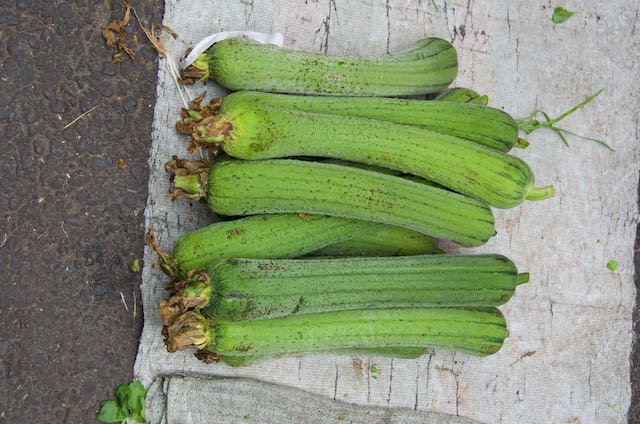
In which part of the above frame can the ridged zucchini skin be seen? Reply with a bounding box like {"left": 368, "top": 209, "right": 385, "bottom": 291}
{"left": 208, "top": 307, "right": 507, "bottom": 359}
{"left": 220, "top": 347, "right": 426, "bottom": 366}
{"left": 222, "top": 91, "right": 515, "bottom": 152}
{"left": 200, "top": 37, "right": 458, "bottom": 96}
{"left": 170, "top": 214, "right": 432, "bottom": 280}
{"left": 211, "top": 100, "right": 552, "bottom": 209}
{"left": 311, "top": 225, "right": 439, "bottom": 257}
{"left": 196, "top": 254, "right": 521, "bottom": 320}
{"left": 207, "top": 159, "right": 496, "bottom": 247}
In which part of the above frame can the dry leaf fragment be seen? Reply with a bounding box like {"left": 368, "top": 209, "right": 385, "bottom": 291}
{"left": 117, "top": 159, "right": 127, "bottom": 170}
{"left": 120, "top": 2, "right": 131, "bottom": 25}
{"left": 102, "top": 2, "right": 135, "bottom": 61}
{"left": 111, "top": 53, "right": 123, "bottom": 64}
{"left": 155, "top": 23, "right": 178, "bottom": 39}
{"left": 101, "top": 28, "right": 117, "bottom": 46}
{"left": 118, "top": 38, "right": 136, "bottom": 60}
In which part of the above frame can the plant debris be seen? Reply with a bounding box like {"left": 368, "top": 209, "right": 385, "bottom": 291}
{"left": 517, "top": 90, "right": 612, "bottom": 151}
{"left": 101, "top": 2, "right": 136, "bottom": 61}
{"left": 62, "top": 105, "right": 100, "bottom": 130}
{"left": 131, "top": 259, "right": 141, "bottom": 273}
{"left": 102, "top": 2, "right": 179, "bottom": 63}
{"left": 552, "top": 7, "right": 574, "bottom": 24}
{"left": 117, "top": 159, "right": 127, "bottom": 171}
{"left": 369, "top": 363, "right": 378, "bottom": 379}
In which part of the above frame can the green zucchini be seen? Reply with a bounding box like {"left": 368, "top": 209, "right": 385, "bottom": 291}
{"left": 214, "top": 90, "right": 517, "bottom": 152}
{"left": 171, "top": 159, "right": 496, "bottom": 247}
{"left": 159, "top": 254, "right": 528, "bottom": 324}
{"left": 182, "top": 37, "right": 457, "bottom": 96}
{"left": 150, "top": 213, "right": 437, "bottom": 280}
{"left": 177, "top": 96, "right": 554, "bottom": 208}
{"left": 311, "top": 225, "right": 440, "bottom": 257}
{"left": 163, "top": 308, "right": 508, "bottom": 362}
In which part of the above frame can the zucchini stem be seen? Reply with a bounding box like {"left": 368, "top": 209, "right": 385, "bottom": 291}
{"left": 165, "top": 156, "right": 210, "bottom": 200}
{"left": 517, "top": 272, "right": 530, "bottom": 285}
{"left": 525, "top": 185, "right": 555, "bottom": 201}
{"left": 173, "top": 174, "right": 202, "bottom": 196}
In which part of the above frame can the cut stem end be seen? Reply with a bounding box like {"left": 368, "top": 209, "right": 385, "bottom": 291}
{"left": 525, "top": 185, "right": 556, "bottom": 201}
{"left": 517, "top": 272, "right": 530, "bottom": 285}
{"left": 174, "top": 174, "right": 202, "bottom": 196}
{"left": 165, "top": 156, "right": 210, "bottom": 201}
{"left": 515, "top": 137, "right": 530, "bottom": 149}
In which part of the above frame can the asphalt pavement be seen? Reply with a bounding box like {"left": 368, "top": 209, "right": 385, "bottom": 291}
{"left": 0, "top": 0, "right": 162, "bottom": 421}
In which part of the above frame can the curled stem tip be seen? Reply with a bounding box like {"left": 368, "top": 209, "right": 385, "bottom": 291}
{"left": 516, "top": 90, "right": 611, "bottom": 151}
{"left": 163, "top": 311, "right": 211, "bottom": 353}
{"left": 145, "top": 229, "right": 176, "bottom": 278}
{"left": 515, "top": 137, "right": 530, "bottom": 149}
{"left": 517, "top": 272, "right": 530, "bottom": 285}
{"left": 525, "top": 185, "right": 555, "bottom": 201}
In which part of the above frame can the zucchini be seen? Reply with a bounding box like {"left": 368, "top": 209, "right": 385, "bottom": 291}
{"left": 435, "top": 87, "right": 489, "bottom": 105}
{"left": 159, "top": 254, "right": 528, "bottom": 324}
{"left": 213, "top": 90, "right": 517, "bottom": 152}
{"left": 149, "top": 213, "right": 437, "bottom": 280}
{"left": 177, "top": 96, "right": 554, "bottom": 208}
{"left": 182, "top": 37, "right": 457, "bottom": 96}
{"left": 311, "top": 225, "right": 440, "bottom": 257}
{"left": 163, "top": 308, "right": 508, "bottom": 362}
{"left": 171, "top": 159, "right": 496, "bottom": 247}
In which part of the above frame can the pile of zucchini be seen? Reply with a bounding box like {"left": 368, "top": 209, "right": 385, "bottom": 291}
{"left": 152, "top": 36, "right": 552, "bottom": 366}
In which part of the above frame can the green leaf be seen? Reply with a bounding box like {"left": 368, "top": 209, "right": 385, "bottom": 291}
{"left": 126, "top": 381, "right": 147, "bottom": 423}
{"left": 115, "top": 384, "right": 131, "bottom": 409}
{"left": 607, "top": 260, "right": 619, "bottom": 272}
{"left": 96, "top": 400, "right": 127, "bottom": 423}
{"left": 552, "top": 7, "right": 574, "bottom": 24}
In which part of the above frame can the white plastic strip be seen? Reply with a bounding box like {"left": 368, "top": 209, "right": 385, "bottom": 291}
{"left": 182, "top": 31, "right": 284, "bottom": 68}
